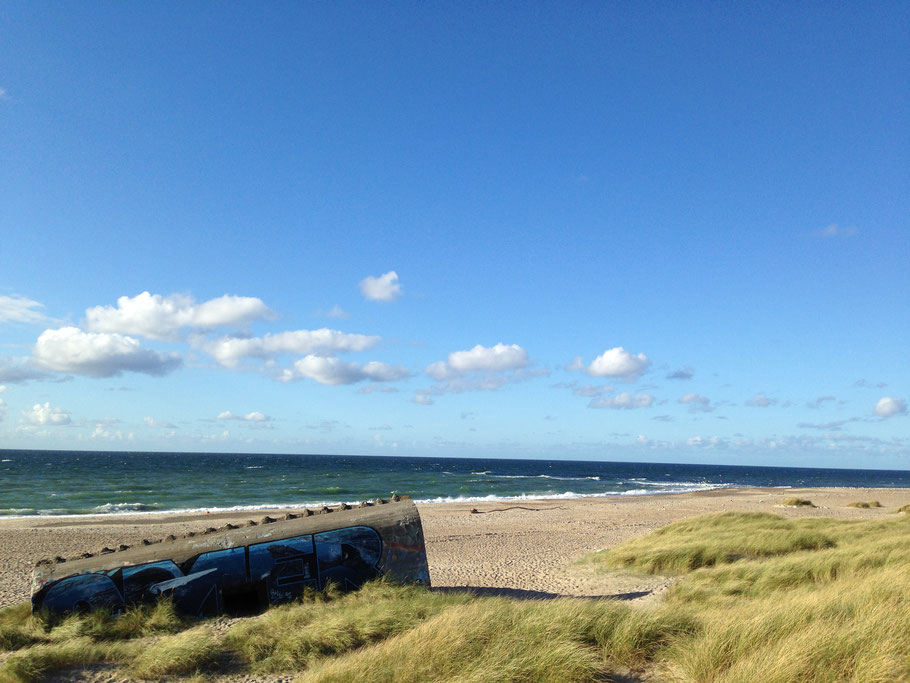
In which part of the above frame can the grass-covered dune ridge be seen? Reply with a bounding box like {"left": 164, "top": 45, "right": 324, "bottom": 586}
{"left": 2, "top": 511, "right": 910, "bottom": 681}
{"left": 583, "top": 511, "right": 837, "bottom": 573}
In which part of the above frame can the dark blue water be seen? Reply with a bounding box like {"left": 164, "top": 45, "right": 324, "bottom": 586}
{"left": 1, "top": 449, "right": 908, "bottom": 517}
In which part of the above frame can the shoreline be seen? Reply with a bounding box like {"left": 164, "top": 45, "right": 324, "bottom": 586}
{"left": 2, "top": 481, "right": 900, "bottom": 522}
{"left": 2, "top": 485, "right": 908, "bottom": 609}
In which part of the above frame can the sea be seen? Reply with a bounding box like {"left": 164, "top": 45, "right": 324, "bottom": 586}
{"left": 1, "top": 449, "right": 909, "bottom": 518}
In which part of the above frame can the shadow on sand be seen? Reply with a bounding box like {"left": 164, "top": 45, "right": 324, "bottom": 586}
{"left": 432, "top": 585, "right": 653, "bottom": 601}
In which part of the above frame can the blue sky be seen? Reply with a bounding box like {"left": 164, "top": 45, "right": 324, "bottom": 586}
{"left": 1, "top": 2, "right": 907, "bottom": 468}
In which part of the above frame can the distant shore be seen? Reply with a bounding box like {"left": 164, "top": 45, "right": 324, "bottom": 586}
{"left": 2, "top": 486, "right": 908, "bottom": 609}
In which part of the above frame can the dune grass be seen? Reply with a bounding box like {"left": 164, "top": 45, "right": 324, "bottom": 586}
{"left": 224, "top": 580, "right": 475, "bottom": 671}
{"left": 128, "top": 626, "right": 220, "bottom": 678}
{"left": 897, "top": 504, "right": 910, "bottom": 513}
{"left": 582, "top": 512, "right": 836, "bottom": 574}
{"left": 586, "top": 511, "right": 910, "bottom": 681}
{"left": 3, "top": 512, "right": 910, "bottom": 681}
{"left": 847, "top": 500, "right": 882, "bottom": 508}
{"left": 296, "top": 598, "right": 698, "bottom": 683}
{"left": 781, "top": 497, "right": 816, "bottom": 507}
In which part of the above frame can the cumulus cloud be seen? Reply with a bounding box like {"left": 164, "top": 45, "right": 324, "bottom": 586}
{"left": 807, "top": 396, "right": 836, "bottom": 409}
{"left": 875, "top": 397, "right": 907, "bottom": 418}
{"left": 427, "top": 343, "right": 529, "bottom": 381}
{"left": 24, "top": 402, "right": 71, "bottom": 425}
{"left": 285, "top": 355, "right": 410, "bottom": 386}
{"left": 0, "top": 295, "right": 48, "bottom": 324}
{"left": 359, "top": 271, "right": 402, "bottom": 302}
{"left": 679, "top": 393, "right": 713, "bottom": 412}
{"left": 33, "top": 327, "right": 182, "bottom": 378}
{"left": 745, "top": 393, "right": 776, "bottom": 407}
{"left": 91, "top": 423, "right": 133, "bottom": 441}
{"left": 588, "top": 392, "right": 654, "bottom": 409}
{"left": 85, "top": 292, "right": 275, "bottom": 341}
{"left": 414, "top": 393, "right": 434, "bottom": 405}
{"left": 144, "top": 416, "right": 177, "bottom": 429}
{"left": 0, "top": 358, "right": 48, "bottom": 384}
{"left": 572, "top": 347, "right": 651, "bottom": 380}
{"left": 217, "top": 411, "right": 271, "bottom": 422}
{"left": 201, "top": 329, "right": 380, "bottom": 368}
{"left": 421, "top": 343, "right": 544, "bottom": 395}
{"left": 814, "top": 224, "right": 857, "bottom": 238}
{"left": 323, "top": 305, "right": 350, "bottom": 319}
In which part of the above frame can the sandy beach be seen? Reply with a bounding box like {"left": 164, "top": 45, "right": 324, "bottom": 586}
{"left": 2, "top": 486, "right": 908, "bottom": 610}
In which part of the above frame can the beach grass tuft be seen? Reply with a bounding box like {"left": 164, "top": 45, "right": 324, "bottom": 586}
{"left": 847, "top": 500, "right": 882, "bottom": 508}
{"left": 781, "top": 497, "right": 815, "bottom": 507}
{"left": 128, "top": 626, "right": 220, "bottom": 678}
{"left": 897, "top": 504, "right": 910, "bottom": 514}
{"left": 224, "top": 579, "right": 474, "bottom": 672}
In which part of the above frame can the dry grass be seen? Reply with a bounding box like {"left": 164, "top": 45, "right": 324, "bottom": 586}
{"left": 587, "top": 511, "right": 910, "bottom": 681}
{"left": 781, "top": 497, "right": 815, "bottom": 507}
{"left": 582, "top": 512, "right": 835, "bottom": 574}
{"left": 224, "top": 579, "right": 474, "bottom": 672}
{"left": 295, "top": 597, "right": 698, "bottom": 683}
{"left": 129, "top": 626, "right": 220, "bottom": 678}
{"left": 4, "top": 512, "right": 910, "bottom": 681}
{"left": 897, "top": 504, "right": 910, "bottom": 514}
{"left": 846, "top": 500, "right": 882, "bottom": 508}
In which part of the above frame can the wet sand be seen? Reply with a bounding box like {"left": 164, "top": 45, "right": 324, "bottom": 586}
{"left": 2, "top": 486, "right": 908, "bottom": 609}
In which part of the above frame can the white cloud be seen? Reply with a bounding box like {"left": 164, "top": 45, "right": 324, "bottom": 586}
{"left": 201, "top": 329, "right": 380, "bottom": 368}
{"left": 33, "top": 327, "right": 182, "bottom": 378}
{"left": 679, "top": 393, "right": 713, "bottom": 412}
{"left": 0, "top": 295, "right": 47, "bottom": 324}
{"left": 589, "top": 392, "right": 654, "bottom": 409}
{"left": 91, "top": 424, "right": 133, "bottom": 441}
{"left": 575, "top": 347, "right": 651, "bottom": 380}
{"left": 0, "top": 358, "right": 48, "bottom": 384}
{"left": 421, "top": 343, "right": 544, "bottom": 395}
{"left": 359, "top": 271, "right": 402, "bottom": 302}
{"left": 324, "top": 305, "right": 350, "bottom": 319}
{"left": 745, "top": 393, "right": 776, "bottom": 407}
{"left": 289, "top": 355, "right": 410, "bottom": 386}
{"left": 875, "top": 397, "right": 907, "bottom": 418}
{"left": 24, "top": 402, "right": 71, "bottom": 425}
{"left": 427, "top": 343, "right": 529, "bottom": 381}
{"left": 414, "top": 393, "right": 434, "bottom": 405}
{"left": 217, "top": 411, "right": 271, "bottom": 422}
{"left": 686, "top": 435, "right": 727, "bottom": 448}
{"left": 814, "top": 224, "right": 857, "bottom": 238}
{"left": 0, "top": 385, "right": 6, "bottom": 393}
{"left": 144, "top": 416, "right": 177, "bottom": 429}
{"left": 85, "top": 292, "right": 274, "bottom": 341}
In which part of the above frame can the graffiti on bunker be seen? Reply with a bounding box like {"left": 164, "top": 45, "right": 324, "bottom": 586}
{"left": 33, "top": 526, "right": 383, "bottom": 617}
